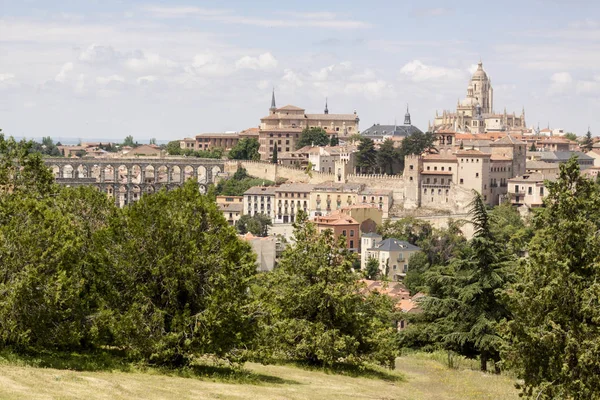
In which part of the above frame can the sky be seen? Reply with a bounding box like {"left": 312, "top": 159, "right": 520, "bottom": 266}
{"left": 1, "top": 0, "right": 600, "bottom": 142}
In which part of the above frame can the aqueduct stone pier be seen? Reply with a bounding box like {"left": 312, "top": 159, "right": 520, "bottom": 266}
{"left": 44, "top": 157, "right": 225, "bottom": 206}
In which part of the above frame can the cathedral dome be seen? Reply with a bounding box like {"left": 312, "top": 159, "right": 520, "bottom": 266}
{"left": 471, "top": 61, "right": 488, "bottom": 81}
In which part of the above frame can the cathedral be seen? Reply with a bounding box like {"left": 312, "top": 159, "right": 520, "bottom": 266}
{"left": 431, "top": 61, "right": 526, "bottom": 133}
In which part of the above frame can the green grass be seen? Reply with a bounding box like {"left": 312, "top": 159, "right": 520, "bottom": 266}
{"left": 0, "top": 350, "right": 520, "bottom": 400}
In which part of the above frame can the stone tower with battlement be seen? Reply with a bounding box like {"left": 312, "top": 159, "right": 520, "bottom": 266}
{"left": 402, "top": 154, "right": 423, "bottom": 209}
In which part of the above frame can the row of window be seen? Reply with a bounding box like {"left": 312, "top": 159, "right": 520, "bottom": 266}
{"left": 425, "top": 165, "right": 453, "bottom": 172}
{"left": 278, "top": 192, "right": 308, "bottom": 198}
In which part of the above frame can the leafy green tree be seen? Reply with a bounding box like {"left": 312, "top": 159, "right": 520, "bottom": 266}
{"left": 505, "top": 157, "right": 600, "bottom": 399}
{"left": 166, "top": 140, "right": 182, "bottom": 155}
{"left": 149, "top": 138, "right": 157, "bottom": 145}
{"left": 271, "top": 143, "right": 278, "bottom": 164}
{"left": 347, "top": 133, "right": 362, "bottom": 144}
{"left": 563, "top": 132, "right": 577, "bottom": 141}
{"left": 236, "top": 213, "right": 272, "bottom": 237}
{"left": 123, "top": 135, "right": 135, "bottom": 147}
{"left": 400, "top": 131, "right": 435, "bottom": 156}
{"left": 364, "top": 257, "right": 380, "bottom": 280}
{"left": 402, "top": 193, "right": 512, "bottom": 373}
{"left": 488, "top": 202, "right": 532, "bottom": 257}
{"left": 376, "top": 138, "right": 396, "bottom": 174}
{"left": 356, "top": 137, "right": 377, "bottom": 173}
{"left": 581, "top": 129, "right": 594, "bottom": 151}
{"left": 378, "top": 217, "right": 433, "bottom": 244}
{"left": 329, "top": 135, "right": 339, "bottom": 146}
{"left": 254, "top": 214, "right": 400, "bottom": 368}
{"left": 296, "top": 127, "right": 329, "bottom": 149}
{"left": 229, "top": 138, "right": 260, "bottom": 160}
{"left": 215, "top": 167, "right": 274, "bottom": 196}
{"left": 0, "top": 186, "right": 116, "bottom": 351}
{"left": 101, "top": 180, "right": 258, "bottom": 366}
{"left": 0, "top": 134, "right": 56, "bottom": 196}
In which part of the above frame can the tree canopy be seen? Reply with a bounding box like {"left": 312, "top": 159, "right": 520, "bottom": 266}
{"left": 229, "top": 138, "right": 260, "bottom": 160}
{"left": 505, "top": 157, "right": 600, "bottom": 398}
{"left": 253, "top": 213, "right": 400, "bottom": 368}
{"left": 296, "top": 127, "right": 329, "bottom": 149}
{"left": 236, "top": 213, "right": 272, "bottom": 237}
{"left": 356, "top": 137, "right": 377, "bottom": 173}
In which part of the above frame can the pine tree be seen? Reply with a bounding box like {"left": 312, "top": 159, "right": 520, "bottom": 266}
{"left": 271, "top": 143, "right": 278, "bottom": 164}
{"left": 401, "top": 192, "right": 512, "bottom": 372}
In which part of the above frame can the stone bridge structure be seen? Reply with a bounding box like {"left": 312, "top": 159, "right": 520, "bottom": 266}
{"left": 44, "top": 157, "right": 225, "bottom": 206}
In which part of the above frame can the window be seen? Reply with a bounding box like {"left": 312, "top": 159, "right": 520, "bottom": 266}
{"left": 528, "top": 186, "right": 533, "bottom": 195}
{"left": 409, "top": 165, "right": 414, "bottom": 170}
{"left": 349, "top": 240, "right": 354, "bottom": 248}
{"left": 342, "top": 230, "right": 347, "bottom": 236}
{"left": 476, "top": 173, "right": 479, "bottom": 177}
{"left": 434, "top": 166, "right": 438, "bottom": 171}
{"left": 540, "top": 187, "right": 544, "bottom": 196}
{"left": 441, "top": 166, "right": 445, "bottom": 171}
{"left": 460, "top": 178, "right": 464, "bottom": 184}
{"left": 427, "top": 166, "right": 430, "bottom": 170}
{"left": 350, "top": 230, "right": 354, "bottom": 237}
{"left": 409, "top": 176, "right": 413, "bottom": 181}
{"left": 449, "top": 167, "right": 452, "bottom": 171}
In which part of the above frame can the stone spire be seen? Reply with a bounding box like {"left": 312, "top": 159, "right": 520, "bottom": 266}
{"left": 270, "top": 87, "right": 276, "bottom": 112}
{"left": 404, "top": 104, "right": 411, "bottom": 125}
{"left": 324, "top": 98, "right": 329, "bottom": 114}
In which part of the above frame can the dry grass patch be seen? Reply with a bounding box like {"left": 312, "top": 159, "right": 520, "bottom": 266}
{"left": 0, "top": 352, "right": 519, "bottom": 400}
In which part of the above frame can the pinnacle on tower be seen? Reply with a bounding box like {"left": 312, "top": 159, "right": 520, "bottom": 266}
{"left": 404, "top": 104, "right": 411, "bottom": 125}
{"left": 324, "top": 97, "right": 329, "bottom": 114}
{"left": 270, "top": 87, "right": 276, "bottom": 111}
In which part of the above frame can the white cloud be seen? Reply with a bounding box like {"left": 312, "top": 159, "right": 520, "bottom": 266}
{"left": 124, "top": 52, "right": 178, "bottom": 74}
{"left": 55, "top": 62, "right": 74, "bottom": 83}
{"left": 136, "top": 75, "right": 158, "bottom": 85}
{"left": 344, "top": 80, "right": 395, "bottom": 100}
{"left": 235, "top": 52, "right": 278, "bottom": 70}
{"left": 468, "top": 64, "right": 478, "bottom": 74}
{"left": 0, "top": 73, "right": 18, "bottom": 88}
{"left": 96, "top": 75, "right": 125, "bottom": 85}
{"left": 310, "top": 62, "right": 352, "bottom": 81}
{"left": 399, "top": 60, "right": 465, "bottom": 82}
{"left": 79, "top": 44, "right": 120, "bottom": 64}
{"left": 281, "top": 69, "right": 303, "bottom": 88}
{"left": 548, "top": 72, "right": 573, "bottom": 95}
{"left": 74, "top": 73, "right": 86, "bottom": 94}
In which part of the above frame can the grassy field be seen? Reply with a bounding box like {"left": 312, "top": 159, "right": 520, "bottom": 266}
{"left": 0, "top": 352, "right": 520, "bottom": 400}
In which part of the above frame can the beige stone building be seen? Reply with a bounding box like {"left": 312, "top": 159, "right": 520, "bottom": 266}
{"left": 432, "top": 62, "right": 526, "bottom": 133}
{"left": 243, "top": 186, "right": 276, "bottom": 222}
{"left": 274, "top": 183, "right": 314, "bottom": 224}
{"left": 279, "top": 145, "right": 357, "bottom": 174}
{"left": 239, "top": 233, "right": 277, "bottom": 272}
{"left": 309, "top": 181, "right": 392, "bottom": 219}
{"left": 403, "top": 132, "right": 527, "bottom": 207}
{"left": 258, "top": 91, "right": 360, "bottom": 160}
{"left": 362, "top": 236, "right": 421, "bottom": 281}
{"left": 507, "top": 173, "right": 554, "bottom": 208}
{"left": 216, "top": 196, "right": 244, "bottom": 226}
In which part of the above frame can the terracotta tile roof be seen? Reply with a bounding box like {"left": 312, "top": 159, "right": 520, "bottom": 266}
{"left": 277, "top": 105, "right": 305, "bottom": 111}
{"left": 313, "top": 214, "right": 359, "bottom": 226}
{"left": 456, "top": 149, "right": 491, "bottom": 156}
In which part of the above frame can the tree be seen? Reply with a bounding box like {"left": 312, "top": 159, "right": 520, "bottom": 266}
{"left": 0, "top": 186, "right": 116, "bottom": 351}
{"left": 376, "top": 138, "right": 396, "bottom": 174}
{"left": 236, "top": 213, "right": 272, "bottom": 237}
{"left": 166, "top": 140, "right": 182, "bottom": 155}
{"left": 100, "top": 180, "right": 258, "bottom": 366}
{"left": 0, "top": 134, "right": 56, "bottom": 197}
{"left": 505, "top": 157, "right": 600, "bottom": 399}
{"left": 529, "top": 143, "right": 536, "bottom": 152}
{"left": 581, "top": 129, "right": 594, "bottom": 151}
{"left": 296, "top": 127, "right": 329, "bottom": 149}
{"left": 356, "top": 137, "right": 377, "bottom": 173}
{"left": 228, "top": 138, "right": 260, "bottom": 160}
{"left": 365, "top": 257, "right": 380, "bottom": 280}
{"left": 347, "top": 133, "right": 363, "bottom": 144}
{"left": 271, "top": 143, "right": 278, "bottom": 164}
{"left": 329, "top": 135, "right": 339, "bottom": 146}
{"left": 123, "top": 135, "right": 135, "bottom": 147}
{"left": 378, "top": 217, "right": 433, "bottom": 244}
{"left": 215, "top": 167, "right": 274, "bottom": 196}
{"left": 564, "top": 132, "right": 577, "bottom": 141}
{"left": 400, "top": 131, "right": 435, "bottom": 156}
{"left": 149, "top": 138, "right": 157, "bottom": 145}
{"left": 254, "top": 213, "right": 400, "bottom": 368}
{"left": 401, "top": 193, "right": 512, "bottom": 373}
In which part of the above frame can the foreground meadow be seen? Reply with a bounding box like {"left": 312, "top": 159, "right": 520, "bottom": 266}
{"left": 0, "top": 353, "right": 518, "bottom": 400}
